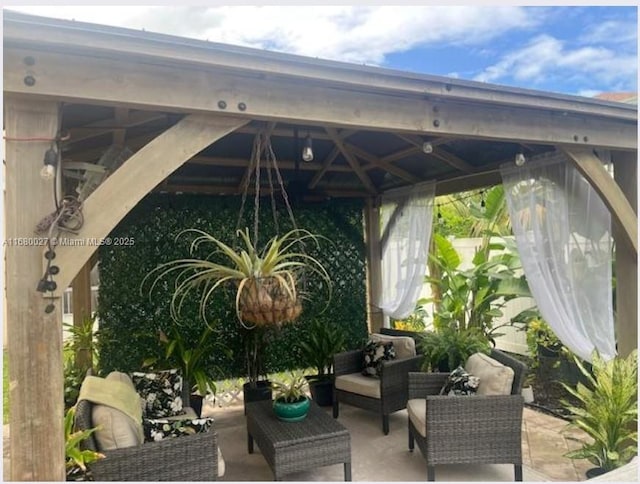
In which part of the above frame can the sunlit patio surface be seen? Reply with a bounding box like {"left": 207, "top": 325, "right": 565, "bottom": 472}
{"left": 2, "top": 401, "right": 592, "bottom": 481}
{"left": 205, "top": 401, "right": 591, "bottom": 482}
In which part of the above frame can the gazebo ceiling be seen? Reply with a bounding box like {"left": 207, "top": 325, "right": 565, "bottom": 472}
{"left": 4, "top": 10, "right": 637, "bottom": 200}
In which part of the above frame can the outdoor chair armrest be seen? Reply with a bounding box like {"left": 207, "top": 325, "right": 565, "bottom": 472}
{"left": 379, "top": 355, "right": 422, "bottom": 394}
{"left": 425, "top": 394, "right": 524, "bottom": 438}
{"left": 408, "top": 371, "right": 448, "bottom": 399}
{"left": 333, "top": 349, "right": 364, "bottom": 376}
{"left": 89, "top": 429, "right": 218, "bottom": 481}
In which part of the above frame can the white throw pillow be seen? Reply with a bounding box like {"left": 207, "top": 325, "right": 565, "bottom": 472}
{"left": 464, "top": 352, "right": 514, "bottom": 396}
{"left": 370, "top": 333, "right": 416, "bottom": 359}
{"left": 91, "top": 372, "right": 144, "bottom": 450}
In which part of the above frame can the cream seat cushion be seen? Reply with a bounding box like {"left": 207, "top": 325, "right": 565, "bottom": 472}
{"left": 465, "top": 352, "right": 514, "bottom": 396}
{"left": 217, "top": 448, "right": 226, "bottom": 477}
{"left": 407, "top": 399, "right": 427, "bottom": 437}
{"left": 91, "top": 371, "right": 144, "bottom": 450}
{"left": 369, "top": 333, "right": 416, "bottom": 359}
{"left": 335, "top": 373, "right": 381, "bottom": 398}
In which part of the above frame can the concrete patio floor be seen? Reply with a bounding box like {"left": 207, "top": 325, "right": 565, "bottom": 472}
{"left": 204, "top": 401, "right": 592, "bottom": 482}
{"left": 2, "top": 401, "right": 593, "bottom": 481}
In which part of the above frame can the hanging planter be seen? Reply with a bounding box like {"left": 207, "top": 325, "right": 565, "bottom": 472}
{"left": 143, "top": 129, "right": 331, "bottom": 327}
{"left": 144, "top": 227, "right": 330, "bottom": 327}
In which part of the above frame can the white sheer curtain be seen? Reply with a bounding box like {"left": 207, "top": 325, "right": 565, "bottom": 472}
{"left": 378, "top": 181, "right": 436, "bottom": 320}
{"left": 501, "top": 152, "right": 616, "bottom": 362}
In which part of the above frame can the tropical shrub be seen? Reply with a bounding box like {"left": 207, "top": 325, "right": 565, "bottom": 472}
{"left": 562, "top": 350, "right": 638, "bottom": 472}
{"left": 419, "top": 327, "right": 491, "bottom": 372}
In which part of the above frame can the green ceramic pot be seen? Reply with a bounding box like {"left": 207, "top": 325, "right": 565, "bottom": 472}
{"left": 273, "top": 396, "right": 310, "bottom": 422}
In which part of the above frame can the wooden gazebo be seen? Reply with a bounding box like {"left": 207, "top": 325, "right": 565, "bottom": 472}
{"left": 3, "top": 11, "right": 637, "bottom": 480}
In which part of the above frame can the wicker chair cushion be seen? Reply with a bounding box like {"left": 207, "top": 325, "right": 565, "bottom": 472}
{"left": 362, "top": 340, "right": 396, "bottom": 377}
{"left": 335, "top": 373, "right": 381, "bottom": 398}
{"left": 92, "top": 372, "right": 144, "bottom": 450}
{"left": 465, "top": 352, "right": 514, "bottom": 396}
{"left": 131, "top": 369, "right": 184, "bottom": 418}
{"left": 370, "top": 333, "right": 416, "bottom": 359}
{"left": 407, "top": 399, "right": 427, "bottom": 437}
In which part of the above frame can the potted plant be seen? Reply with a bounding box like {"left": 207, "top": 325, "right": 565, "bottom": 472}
{"left": 271, "top": 373, "right": 311, "bottom": 422}
{"left": 144, "top": 227, "right": 331, "bottom": 327}
{"left": 561, "top": 350, "right": 637, "bottom": 477}
{"left": 298, "top": 319, "right": 345, "bottom": 406}
{"left": 241, "top": 325, "right": 273, "bottom": 411}
{"left": 144, "top": 324, "right": 227, "bottom": 416}
{"left": 65, "top": 406, "right": 104, "bottom": 481}
{"left": 419, "top": 326, "right": 491, "bottom": 372}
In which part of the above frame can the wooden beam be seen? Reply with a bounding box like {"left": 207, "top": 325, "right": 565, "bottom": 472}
{"left": 5, "top": 98, "right": 65, "bottom": 480}
{"left": 346, "top": 143, "right": 421, "bottom": 183}
{"left": 430, "top": 147, "right": 475, "bottom": 173}
{"left": 5, "top": 47, "right": 636, "bottom": 149}
{"left": 394, "top": 133, "right": 452, "bottom": 149}
{"left": 112, "top": 107, "right": 129, "bottom": 146}
{"left": 561, "top": 147, "right": 638, "bottom": 254}
{"left": 435, "top": 169, "right": 503, "bottom": 196}
{"left": 308, "top": 146, "right": 340, "bottom": 189}
{"left": 381, "top": 146, "right": 421, "bottom": 164}
{"left": 156, "top": 183, "right": 369, "bottom": 198}
{"left": 326, "top": 128, "right": 377, "bottom": 193}
{"left": 51, "top": 114, "right": 248, "bottom": 295}
{"left": 364, "top": 198, "right": 384, "bottom": 333}
{"left": 189, "top": 154, "right": 352, "bottom": 173}
{"left": 65, "top": 110, "right": 166, "bottom": 146}
{"left": 611, "top": 150, "right": 638, "bottom": 357}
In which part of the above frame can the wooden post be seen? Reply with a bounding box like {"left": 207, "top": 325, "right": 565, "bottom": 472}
{"left": 364, "top": 198, "right": 384, "bottom": 333}
{"left": 5, "top": 98, "right": 65, "bottom": 480}
{"left": 612, "top": 150, "right": 637, "bottom": 357}
{"left": 71, "top": 260, "right": 93, "bottom": 371}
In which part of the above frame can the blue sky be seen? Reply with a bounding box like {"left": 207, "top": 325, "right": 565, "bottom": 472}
{"left": 5, "top": 5, "right": 638, "bottom": 97}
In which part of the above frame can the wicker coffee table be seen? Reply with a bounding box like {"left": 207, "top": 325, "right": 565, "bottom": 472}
{"left": 246, "top": 399, "right": 352, "bottom": 481}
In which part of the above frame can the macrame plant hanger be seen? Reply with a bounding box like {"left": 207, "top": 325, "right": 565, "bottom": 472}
{"left": 234, "top": 128, "right": 303, "bottom": 327}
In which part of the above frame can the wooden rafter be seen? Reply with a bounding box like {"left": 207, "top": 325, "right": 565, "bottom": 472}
{"left": 326, "top": 127, "right": 377, "bottom": 193}
{"left": 346, "top": 143, "right": 421, "bottom": 183}
{"left": 51, "top": 114, "right": 248, "bottom": 295}
{"left": 393, "top": 132, "right": 475, "bottom": 173}
{"left": 308, "top": 146, "right": 340, "bottom": 189}
{"left": 65, "top": 110, "right": 166, "bottom": 147}
{"left": 189, "top": 154, "right": 352, "bottom": 173}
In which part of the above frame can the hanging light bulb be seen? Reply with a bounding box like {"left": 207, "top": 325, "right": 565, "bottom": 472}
{"left": 515, "top": 153, "right": 526, "bottom": 166}
{"left": 302, "top": 134, "right": 314, "bottom": 162}
{"left": 40, "top": 147, "right": 58, "bottom": 180}
{"left": 422, "top": 142, "right": 433, "bottom": 154}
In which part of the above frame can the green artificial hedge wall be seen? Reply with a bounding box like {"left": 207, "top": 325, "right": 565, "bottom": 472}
{"left": 97, "top": 194, "right": 368, "bottom": 379}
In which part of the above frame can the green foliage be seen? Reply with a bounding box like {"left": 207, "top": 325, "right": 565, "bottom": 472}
{"left": 144, "top": 324, "right": 229, "bottom": 396}
{"left": 561, "top": 350, "right": 638, "bottom": 472}
{"left": 63, "top": 315, "right": 100, "bottom": 409}
{"left": 298, "top": 319, "right": 345, "bottom": 377}
{"left": 391, "top": 303, "right": 428, "bottom": 332}
{"left": 64, "top": 406, "right": 104, "bottom": 479}
{"left": 419, "top": 327, "right": 491, "bottom": 372}
{"left": 98, "top": 194, "right": 368, "bottom": 380}
{"left": 271, "top": 372, "right": 309, "bottom": 403}
{"left": 426, "top": 233, "right": 531, "bottom": 339}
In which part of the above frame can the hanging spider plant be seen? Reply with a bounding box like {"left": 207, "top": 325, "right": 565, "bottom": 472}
{"left": 143, "top": 227, "right": 331, "bottom": 327}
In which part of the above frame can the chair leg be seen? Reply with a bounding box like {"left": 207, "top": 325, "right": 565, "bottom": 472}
{"left": 382, "top": 414, "right": 389, "bottom": 435}
{"left": 408, "top": 422, "right": 414, "bottom": 451}
{"left": 427, "top": 465, "right": 435, "bottom": 481}
{"left": 514, "top": 464, "right": 523, "bottom": 481}
{"left": 333, "top": 395, "right": 339, "bottom": 418}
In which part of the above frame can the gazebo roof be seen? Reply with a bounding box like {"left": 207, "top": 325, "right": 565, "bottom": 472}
{"left": 4, "top": 10, "right": 637, "bottom": 198}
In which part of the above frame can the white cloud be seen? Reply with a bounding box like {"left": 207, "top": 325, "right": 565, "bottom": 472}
{"left": 7, "top": 5, "right": 539, "bottom": 65}
{"left": 474, "top": 34, "right": 637, "bottom": 90}
{"left": 579, "top": 19, "right": 637, "bottom": 46}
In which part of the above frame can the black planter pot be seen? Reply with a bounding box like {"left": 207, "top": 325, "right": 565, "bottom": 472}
{"left": 306, "top": 377, "right": 334, "bottom": 407}
{"left": 190, "top": 394, "right": 204, "bottom": 417}
{"left": 243, "top": 380, "right": 272, "bottom": 414}
{"left": 586, "top": 467, "right": 607, "bottom": 479}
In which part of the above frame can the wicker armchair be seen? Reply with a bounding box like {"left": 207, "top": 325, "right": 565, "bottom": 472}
{"left": 74, "top": 399, "right": 219, "bottom": 481}
{"left": 332, "top": 329, "right": 423, "bottom": 435}
{"left": 407, "top": 349, "right": 527, "bottom": 481}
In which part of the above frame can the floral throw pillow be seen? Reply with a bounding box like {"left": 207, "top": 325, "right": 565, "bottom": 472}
{"left": 439, "top": 366, "right": 480, "bottom": 396}
{"left": 131, "top": 369, "right": 183, "bottom": 418}
{"left": 362, "top": 340, "right": 396, "bottom": 377}
{"left": 143, "top": 417, "right": 214, "bottom": 443}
